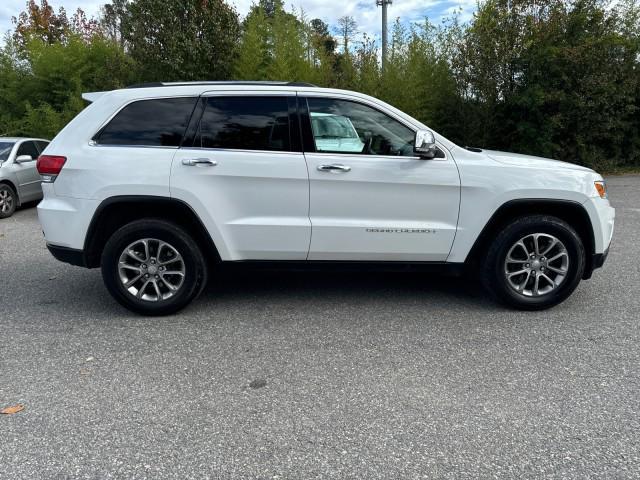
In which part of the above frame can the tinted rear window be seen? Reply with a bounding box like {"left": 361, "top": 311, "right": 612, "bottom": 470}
{"left": 96, "top": 97, "right": 197, "bottom": 147}
{"left": 196, "top": 97, "right": 290, "bottom": 151}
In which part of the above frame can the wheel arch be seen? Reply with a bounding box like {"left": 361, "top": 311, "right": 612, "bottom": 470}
{"left": 465, "top": 199, "right": 595, "bottom": 279}
{"left": 83, "top": 195, "right": 220, "bottom": 268}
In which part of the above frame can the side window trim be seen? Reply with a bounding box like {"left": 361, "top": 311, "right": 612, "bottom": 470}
{"left": 301, "top": 95, "right": 448, "bottom": 160}
{"left": 184, "top": 95, "right": 300, "bottom": 153}
{"left": 180, "top": 97, "right": 206, "bottom": 148}
{"left": 91, "top": 96, "right": 199, "bottom": 148}
{"left": 288, "top": 96, "right": 302, "bottom": 153}
{"left": 298, "top": 96, "right": 316, "bottom": 153}
{"left": 301, "top": 96, "right": 419, "bottom": 158}
{"left": 304, "top": 94, "right": 418, "bottom": 132}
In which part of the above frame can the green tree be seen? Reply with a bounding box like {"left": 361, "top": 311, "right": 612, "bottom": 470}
{"left": 2, "top": 0, "right": 639, "bottom": 171}
{"left": 120, "top": 0, "right": 240, "bottom": 82}
{"left": 0, "top": 33, "right": 134, "bottom": 138}
{"left": 235, "top": 5, "right": 270, "bottom": 79}
{"left": 234, "top": 3, "right": 318, "bottom": 83}
{"left": 455, "top": 0, "right": 640, "bottom": 168}
{"left": 310, "top": 19, "right": 337, "bottom": 56}
{"left": 352, "top": 34, "right": 380, "bottom": 95}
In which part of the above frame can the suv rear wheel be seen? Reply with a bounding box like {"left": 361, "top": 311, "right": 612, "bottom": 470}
{"left": 0, "top": 184, "right": 17, "bottom": 219}
{"left": 481, "top": 215, "right": 585, "bottom": 310}
{"left": 101, "top": 219, "right": 207, "bottom": 315}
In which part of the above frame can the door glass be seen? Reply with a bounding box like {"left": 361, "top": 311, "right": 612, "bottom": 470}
{"left": 96, "top": 97, "right": 197, "bottom": 147}
{"left": 307, "top": 98, "right": 415, "bottom": 156}
{"left": 196, "top": 96, "right": 290, "bottom": 151}
{"left": 35, "top": 141, "right": 50, "bottom": 153}
{"left": 16, "top": 141, "right": 39, "bottom": 160}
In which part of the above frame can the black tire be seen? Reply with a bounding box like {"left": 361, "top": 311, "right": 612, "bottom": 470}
{"left": 101, "top": 219, "right": 207, "bottom": 316}
{"left": 0, "top": 184, "right": 17, "bottom": 219}
{"left": 480, "top": 215, "right": 585, "bottom": 310}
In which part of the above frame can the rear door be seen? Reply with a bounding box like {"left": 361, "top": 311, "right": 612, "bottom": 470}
{"left": 170, "top": 92, "right": 310, "bottom": 261}
{"left": 301, "top": 94, "right": 460, "bottom": 261}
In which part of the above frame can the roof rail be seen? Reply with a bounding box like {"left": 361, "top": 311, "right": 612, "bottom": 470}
{"left": 125, "top": 81, "right": 317, "bottom": 89}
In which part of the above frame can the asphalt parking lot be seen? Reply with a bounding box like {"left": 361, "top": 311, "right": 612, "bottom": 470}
{"left": 1, "top": 176, "right": 639, "bottom": 479}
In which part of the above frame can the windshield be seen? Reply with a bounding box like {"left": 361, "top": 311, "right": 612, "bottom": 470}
{"left": 0, "top": 142, "right": 15, "bottom": 162}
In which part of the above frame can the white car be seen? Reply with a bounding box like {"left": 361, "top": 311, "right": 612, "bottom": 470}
{"left": 37, "top": 81, "right": 614, "bottom": 315}
{"left": 0, "top": 137, "right": 49, "bottom": 218}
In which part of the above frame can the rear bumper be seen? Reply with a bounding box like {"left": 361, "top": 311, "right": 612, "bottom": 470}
{"left": 47, "top": 244, "right": 87, "bottom": 267}
{"left": 37, "top": 190, "right": 98, "bottom": 250}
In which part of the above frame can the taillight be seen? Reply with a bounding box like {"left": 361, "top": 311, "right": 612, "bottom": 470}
{"left": 37, "top": 155, "right": 67, "bottom": 183}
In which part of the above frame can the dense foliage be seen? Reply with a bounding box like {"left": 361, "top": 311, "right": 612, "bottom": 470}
{"left": 1, "top": 0, "right": 639, "bottom": 171}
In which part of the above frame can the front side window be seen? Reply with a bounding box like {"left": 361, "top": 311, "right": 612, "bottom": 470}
{"left": 96, "top": 97, "right": 197, "bottom": 147}
{"left": 16, "top": 141, "right": 40, "bottom": 160}
{"left": 306, "top": 98, "right": 416, "bottom": 156}
{"left": 195, "top": 96, "right": 291, "bottom": 151}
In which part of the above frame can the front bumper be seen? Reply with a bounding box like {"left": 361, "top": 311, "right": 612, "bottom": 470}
{"left": 582, "top": 196, "right": 615, "bottom": 254}
{"left": 592, "top": 247, "right": 609, "bottom": 270}
{"left": 584, "top": 246, "right": 610, "bottom": 280}
{"left": 581, "top": 195, "right": 614, "bottom": 279}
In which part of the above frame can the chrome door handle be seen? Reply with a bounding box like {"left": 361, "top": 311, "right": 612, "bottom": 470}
{"left": 317, "top": 164, "right": 351, "bottom": 173}
{"left": 182, "top": 158, "right": 217, "bottom": 166}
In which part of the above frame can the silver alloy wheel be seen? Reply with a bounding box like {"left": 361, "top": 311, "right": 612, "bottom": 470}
{"left": 0, "top": 188, "right": 14, "bottom": 214}
{"left": 118, "top": 238, "right": 186, "bottom": 302}
{"left": 504, "top": 233, "right": 570, "bottom": 297}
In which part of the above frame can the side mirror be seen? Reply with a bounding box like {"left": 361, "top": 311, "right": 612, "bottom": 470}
{"left": 15, "top": 154, "right": 33, "bottom": 163}
{"left": 414, "top": 130, "right": 437, "bottom": 159}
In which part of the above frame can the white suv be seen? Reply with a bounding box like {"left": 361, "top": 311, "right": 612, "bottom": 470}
{"left": 37, "top": 81, "right": 614, "bottom": 315}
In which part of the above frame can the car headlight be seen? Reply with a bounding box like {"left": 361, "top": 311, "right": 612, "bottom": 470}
{"left": 594, "top": 180, "right": 607, "bottom": 199}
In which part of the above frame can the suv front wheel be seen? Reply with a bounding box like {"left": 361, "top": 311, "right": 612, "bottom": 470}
{"left": 481, "top": 215, "right": 586, "bottom": 310}
{"left": 101, "top": 219, "right": 207, "bottom": 315}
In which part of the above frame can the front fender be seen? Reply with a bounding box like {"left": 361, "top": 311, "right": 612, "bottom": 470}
{"left": 447, "top": 149, "right": 602, "bottom": 263}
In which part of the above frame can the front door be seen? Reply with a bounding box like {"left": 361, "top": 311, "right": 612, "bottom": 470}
{"left": 302, "top": 95, "right": 460, "bottom": 262}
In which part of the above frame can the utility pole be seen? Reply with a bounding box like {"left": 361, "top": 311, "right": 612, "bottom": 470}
{"left": 376, "top": 0, "right": 392, "bottom": 71}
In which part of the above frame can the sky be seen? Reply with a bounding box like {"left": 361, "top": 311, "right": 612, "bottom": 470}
{"left": 0, "top": 0, "right": 476, "bottom": 43}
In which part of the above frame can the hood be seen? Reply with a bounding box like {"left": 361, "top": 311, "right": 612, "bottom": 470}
{"left": 484, "top": 150, "right": 594, "bottom": 173}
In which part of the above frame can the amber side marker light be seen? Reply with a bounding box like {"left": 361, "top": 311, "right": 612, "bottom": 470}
{"left": 594, "top": 181, "right": 607, "bottom": 199}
